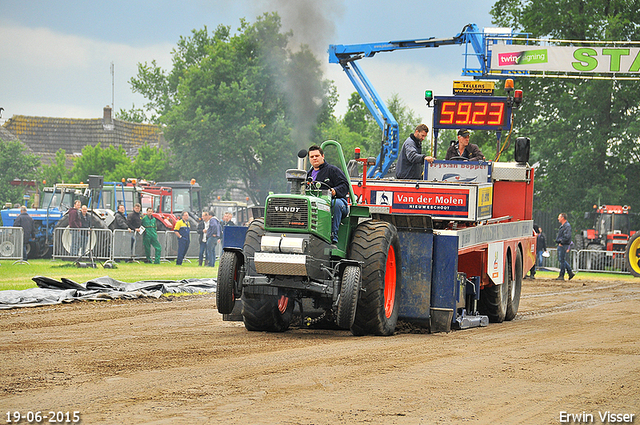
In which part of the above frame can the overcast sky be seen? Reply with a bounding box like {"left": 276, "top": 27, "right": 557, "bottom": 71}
{"left": 1, "top": 0, "right": 498, "bottom": 127}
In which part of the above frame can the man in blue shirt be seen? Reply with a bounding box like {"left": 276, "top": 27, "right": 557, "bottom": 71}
{"left": 555, "top": 213, "right": 575, "bottom": 280}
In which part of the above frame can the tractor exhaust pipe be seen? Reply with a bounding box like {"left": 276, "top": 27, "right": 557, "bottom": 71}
{"left": 297, "top": 149, "right": 307, "bottom": 171}
{"left": 285, "top": 149, "right": 309, "bottom": 195}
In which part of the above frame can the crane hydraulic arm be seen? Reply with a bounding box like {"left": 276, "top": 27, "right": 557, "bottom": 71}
{"left": 328, "top": 23, "right": 488, "bottom": 178}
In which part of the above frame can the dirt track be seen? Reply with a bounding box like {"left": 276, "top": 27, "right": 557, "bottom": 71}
{"left": 1, "top": 276, "right": 639, "bottom": 425}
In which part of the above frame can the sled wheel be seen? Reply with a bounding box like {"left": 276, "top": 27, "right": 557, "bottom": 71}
{"left": 479, "top": 251, "right": 510, "bottom": 323}
{"left": 336, "top": 265, "right": 361, "bottom": 329}
{"left": 217, "top": 251, "right": 240, "bottom": 314}
{"left": 505, "top": 248, "right": 522, "bottom": 321}
{"left": 626, "top": 232, "right": 640, "bottom": 277}
{"left": 348, "top": 220, "right": 401, "bottom": 336}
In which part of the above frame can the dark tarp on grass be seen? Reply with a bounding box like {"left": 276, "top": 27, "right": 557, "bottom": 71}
{"left": 0, "top": 276, "right": 216, "bottom": 309}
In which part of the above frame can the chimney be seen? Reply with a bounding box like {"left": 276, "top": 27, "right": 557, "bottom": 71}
{"left": 103, "top": 105, "right": 114, "bottom": 130}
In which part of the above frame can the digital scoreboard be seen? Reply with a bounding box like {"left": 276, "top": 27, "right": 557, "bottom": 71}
{"left": 433, "top": 96, "right": 512, "bottom": 131}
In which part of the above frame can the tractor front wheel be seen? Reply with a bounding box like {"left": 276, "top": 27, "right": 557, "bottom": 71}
{"left": 217, "top": 251, "right": 241, "bottom": 314}
{"left": 336, "top": 265, "right": 361, "bottom": 329}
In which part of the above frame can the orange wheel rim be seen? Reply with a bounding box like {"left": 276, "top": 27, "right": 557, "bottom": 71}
{"left": 384, "top": 245, "right": 397, "bottom": 318}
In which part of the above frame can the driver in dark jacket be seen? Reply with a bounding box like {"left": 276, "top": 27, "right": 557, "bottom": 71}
{"left": 445, "top": 129, "right": 485, "bottom": 161}
{"left": 307, "top": 145, "right": 349, "bottom": 244}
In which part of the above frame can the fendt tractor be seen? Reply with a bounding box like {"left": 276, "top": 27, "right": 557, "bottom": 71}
{"left": 217, "top": 83, "right": 535, "bottom": 335}
{"left": 215, "top": 24, "right": 537, "bottom": 335}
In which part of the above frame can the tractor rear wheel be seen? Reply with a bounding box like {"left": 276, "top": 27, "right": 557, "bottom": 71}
{"left": 217, "top": 251, "right": 241, "bottom": 314}
{"left": 625, "top": 232, "right": 640, "bottom": 277}
{"left": 336, "top": 265, "right": 361, "bottom": 329}
{"left": 479, "top": 251, "right": 510, "bottom": 323}
{"left": 240, "top": 218, "right": 293, "bottom": 332}
{"left": 348, "top": 220, "right": 401, "bottom": 336}
{"left": 505, "top": 249, "right": 522, "bottom": 321}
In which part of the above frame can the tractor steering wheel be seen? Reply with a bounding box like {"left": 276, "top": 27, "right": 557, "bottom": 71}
{"left": 307, "top": 180, "right": 332, "bottom": 191}
{"left": 448, "top": 156, "right": 469, "bottom": 161}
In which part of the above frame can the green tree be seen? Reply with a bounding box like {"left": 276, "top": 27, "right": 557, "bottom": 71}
{"left": 130, "top": 14, "right": 334, "bottom": 204}
{"left": 0, "top": 139, "right": 40, "bottom": 207}
{"left": 491, "top": 0, "right": 640, "bottom": 228}
{"left": 130, "top": 145, "right": 176, "bottom": 181}
{"left": 40, "top": 149, "right": 70, "bottom": 186}
{"left": 70, "top": 143, "right": 132, "bottom": 183}
{"left": 115, "top": 105, "right": 148, "bottom": 123}
{"left": 343, "top": 92, "right": 371, "bottom": 135}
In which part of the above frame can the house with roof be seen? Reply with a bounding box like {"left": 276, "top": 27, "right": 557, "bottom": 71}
{"left": 1, "top": 106, "right": 166, "bottom": 165}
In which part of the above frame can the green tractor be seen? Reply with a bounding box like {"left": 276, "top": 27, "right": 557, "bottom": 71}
{"left": 216, "top": 141, "right": 401, "bottom": 335}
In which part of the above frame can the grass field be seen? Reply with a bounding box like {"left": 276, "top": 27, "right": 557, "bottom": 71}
{"left": 1, "top": 260, "right": 636, "bottom": 292}
{"left": 0, "top": 258, "right": 219, "bottom": 291}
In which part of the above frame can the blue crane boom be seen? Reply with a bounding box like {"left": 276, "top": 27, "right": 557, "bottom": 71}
{"left": 328, "top": 23, "right": 493, "bottom": 178}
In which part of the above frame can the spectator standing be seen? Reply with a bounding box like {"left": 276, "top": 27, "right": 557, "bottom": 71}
{"left": 68, "top": 200, "right": 82, "bottom": 256}
{"left": 222, "top": 212, "right": 236, "bottom": 227}
{"left": 79, "top": 205, "right": 91, "bottom": 256}
{"left": 141, "top": 207, "right": 162, "bottom": 264}
{"left": 206, "top": 212, "right": 222, "bottom": 267}
{"left": 13, "top": 206, "right": 35, "bottom": 261}
{"left": 174, "top": 211, "right": 191, "bottom": 265}
{"left": 555, "top": 213, "right": 575, "bottom": 281}
{"left": 197, "top": 211, "right": 210, "bottom": 266}
{"left": 127, "top": 203, "right": 143, "bottom": 260}
{"left": 111, "top": 204, "right": 129, "bottom": 230}
{"left": 536, "top": 226, "right": 547, "bottom": 267}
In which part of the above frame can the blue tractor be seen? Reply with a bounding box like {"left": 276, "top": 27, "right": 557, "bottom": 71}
{"left": 1, "top": 184, "right": 89, "bottom": 258}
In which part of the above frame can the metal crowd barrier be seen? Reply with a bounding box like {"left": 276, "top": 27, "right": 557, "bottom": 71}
{"left": 112, "top": 229, "right": 146, "bottom": 260}
{"left": 162, "top": 231, "right": 199, "bottom": 260}
{"left": 53, "top": 227, "right": 112, "bottom": 261}
{"left": 112, "top": 229, "right": 199, "bottom": 262}
{"left": 536, "top": 247, "right": 629, "bottom": 274}
{"left": 574, "top": 249, "right": 628, "bottom": 274}
{"left": 0, "top": 227, "right": 25, "bottom": 262}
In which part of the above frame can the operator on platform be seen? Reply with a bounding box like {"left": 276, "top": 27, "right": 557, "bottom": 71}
{"left": 445, "top": 129, "right": 485, "bottom": 161}
{"left": 307, "top": 144, "right": 349, "bottom": 245}
{"left": 396, "top": 124, "right": 435, "bottom": 179}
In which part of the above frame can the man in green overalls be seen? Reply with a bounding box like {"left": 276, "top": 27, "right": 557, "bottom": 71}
{"left": 141, "top": 207, "right": 162, "bottom": 264}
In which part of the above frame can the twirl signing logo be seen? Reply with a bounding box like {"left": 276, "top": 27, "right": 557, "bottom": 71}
{"left": 498, "top": 49, "right": 548, "bottom": 66}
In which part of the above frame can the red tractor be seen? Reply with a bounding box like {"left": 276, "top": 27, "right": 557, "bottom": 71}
{"left": 575, "top": 205, "right": 634, "bottom": 253}
{"left": 574, "top": 204, "right": 638, "bottom": 271}
{"left": 140, "top": 180, "right": 202, "bottom": 230}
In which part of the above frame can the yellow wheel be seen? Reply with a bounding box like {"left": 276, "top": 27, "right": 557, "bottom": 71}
{"left": 625, "top": 232, "right": 640, "bottom": 277}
